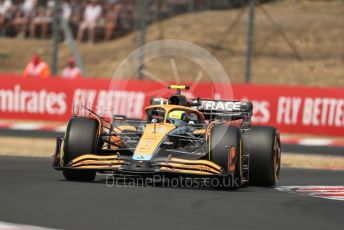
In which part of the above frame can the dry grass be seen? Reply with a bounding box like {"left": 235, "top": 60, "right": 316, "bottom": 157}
{"left": 0, "top": 136, "right": 56, "bottom": 157}
{"left": 0, "top": 0, "right": 343, "bottom": 86}
{"left": 281, "top": 153, "right": 344, "bottom": 170}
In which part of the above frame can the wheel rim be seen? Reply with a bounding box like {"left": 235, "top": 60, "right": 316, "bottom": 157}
{"left": 228, "top": 146, "right": 236, "bottom": 175}
{"left": 273, "top": 134, "right": 281, "bottom": 181}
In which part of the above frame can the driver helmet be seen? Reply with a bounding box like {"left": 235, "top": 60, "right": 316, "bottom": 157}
{"left": 168, "top": 110, "right": 187, "bottom": 125}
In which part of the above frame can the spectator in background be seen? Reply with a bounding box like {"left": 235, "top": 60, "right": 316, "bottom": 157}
{"left": 61, "top": 57, "right": 82, "bottom": 79}
{"left": 23, "top": 54, "right": 50, "bottom": 78}
{"left": 0, "top": 0, "right": 12, "bottom": 15}
{"left": 22, "top": 0, "right": 37, "bottom": 17}
{"left": 62, "top": 0, "right": 71, "bottom": 22}
{"left": 12, "top": 5, "right": 28, "bottom": 38}
{"left": 65, "top": 0, "right": 84, "bottom": 39}
{"left": 0, "top": 0, "right": 13, "bottom": 36}
{"left": 30, "top": 6, "right": 52, "bottom": 38}
{"left": 12, "top": 0, "right": 37, "bottom": 38}
{"left": 77, "top": 0, "right": 102, "bottom": 43}
{"left": 70, "top": 0, "right": 85, "bottom": 32}
{"left": 104, "top": 2, "right": 121, "bottom": 41}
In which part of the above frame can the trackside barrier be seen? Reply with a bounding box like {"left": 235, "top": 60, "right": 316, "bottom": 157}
{"left": 0, "top": 74, "right": 343, "bottom": 136}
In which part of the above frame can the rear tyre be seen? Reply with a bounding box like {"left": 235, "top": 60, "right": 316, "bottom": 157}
{"left": 248, "top": 126, "right": 281, "bottom": 187}
{"left": 62, "top": 117, "right": 99, "bottom": 181}
{"left": 210, "top": 125, "right": 243, "bottom": 189}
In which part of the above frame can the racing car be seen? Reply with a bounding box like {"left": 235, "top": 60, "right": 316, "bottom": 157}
{"left": 53, "top": 85, "right": 281, "bottom": 188}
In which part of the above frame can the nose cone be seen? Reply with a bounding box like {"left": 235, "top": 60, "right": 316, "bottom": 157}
{"left": 133, "top": 123, "right": 175, "bottom": 161}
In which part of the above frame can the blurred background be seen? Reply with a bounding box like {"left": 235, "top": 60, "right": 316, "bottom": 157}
{"left": 0, "top": 0, "right": 343, "bottom": 85}
{"left": 0, "top": 2, "right": 344, "bottom": 228}
{"left": 0, "top": 0, "right": 343, "bottom": 170}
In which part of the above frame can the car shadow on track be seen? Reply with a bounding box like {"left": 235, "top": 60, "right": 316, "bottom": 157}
{"left": 91, "top": 175, "right": 258, "bottom": 193}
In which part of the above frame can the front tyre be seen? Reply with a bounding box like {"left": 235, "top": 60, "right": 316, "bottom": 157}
{"left": 63, "top": 170, "right": 96, "bottom": 181}
{"left": 62, "top": 117, "right": 100, "bottom": 181}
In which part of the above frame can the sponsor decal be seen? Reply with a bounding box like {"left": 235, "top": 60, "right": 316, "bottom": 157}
{"left": 132, "top": 155, "right": 152, "bottom": 161}
{"left": 199, "top": 100, "right": 242, "bottom": 111}
{"left": 72, "top": 89, "right": 145, "bottom": 118}
{"left": 0, "top": 85, "right": 66, "bottom": 115}
{"left": 276, "top": 96, "right": 344, "bottom": 127}
{"left": 0, "top": 75, "right": 342, "bottom": 136}
{"left": 251, "top": 100, "right": 270, "bottom": 123}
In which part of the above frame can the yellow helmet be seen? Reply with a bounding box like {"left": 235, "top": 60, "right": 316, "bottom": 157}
{"left": 168, "top": 110, "right": 185, "bottom": 120}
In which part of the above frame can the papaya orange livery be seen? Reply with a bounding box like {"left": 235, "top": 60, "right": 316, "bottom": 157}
{"left": 53, "top": 85, "right": 281, "bottom": 189}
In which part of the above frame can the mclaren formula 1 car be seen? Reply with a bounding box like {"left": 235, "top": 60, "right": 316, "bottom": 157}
{"left": 53, "top": 85, "right": 281, "bottom": 188}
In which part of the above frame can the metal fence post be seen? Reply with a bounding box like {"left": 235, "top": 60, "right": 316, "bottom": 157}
{"left": 51, "top": 0, "right": 60, "bottom": 76}
{"left": 188, "top": 0, "right": 194, "bottom": 12}
{"left": 138, "top": 0, "right": 147, "bottom": 80}
{"left": 61, "top": 19, "right": 87, "bottom": 77}
{"left": 244, "top": 0, "right": 255, "bottom": 83}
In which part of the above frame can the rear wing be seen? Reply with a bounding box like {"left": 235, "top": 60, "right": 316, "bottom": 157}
{"left": 149, "top": 96, "right": 253, "bottom": 121}
{"left": 195, "top": 99, "right": 253, "bottom": 121}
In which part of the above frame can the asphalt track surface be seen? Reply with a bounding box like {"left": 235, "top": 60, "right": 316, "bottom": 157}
{"left": 0, "top": 156, "right": 343, "bottom": 230}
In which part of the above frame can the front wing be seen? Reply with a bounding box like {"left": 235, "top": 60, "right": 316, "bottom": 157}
{"left": 54, "top": 154, "right": 225, "bottom": 177}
